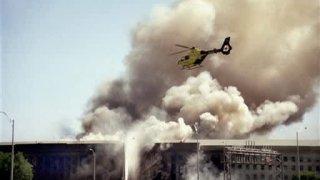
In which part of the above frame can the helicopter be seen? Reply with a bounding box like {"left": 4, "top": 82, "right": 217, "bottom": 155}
{"left": 170, "top": 37, "right": 232, "bottom": 69}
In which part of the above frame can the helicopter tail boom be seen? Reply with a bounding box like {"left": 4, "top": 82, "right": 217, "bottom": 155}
{"left": 208, "top": 37, "right": 232, "bottom": 55}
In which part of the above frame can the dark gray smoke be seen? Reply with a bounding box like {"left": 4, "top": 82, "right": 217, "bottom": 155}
{"left": 70, "top": 144, "right": 124, "bottom": 180}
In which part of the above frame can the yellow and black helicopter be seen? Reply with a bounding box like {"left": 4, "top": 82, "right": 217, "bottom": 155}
{"left": 170, "top": 37, "right": 232, "bottom": 69}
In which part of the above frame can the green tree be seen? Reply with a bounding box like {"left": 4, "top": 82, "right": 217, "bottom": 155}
{"left": 292, "top": 172, "right": 320, "bottom": 180}
{"left": 0, "top": 152, "right": 33, "bottom": 180}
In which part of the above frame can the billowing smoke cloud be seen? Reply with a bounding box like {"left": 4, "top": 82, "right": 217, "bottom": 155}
{"left": 163, "top": 71, "right": 298, "bottom": 138}
{"left": 208, "top": 0, "right": 320, "bottom": 124}
{"left": 80, "top": 106, "right": 131, "bottom": 140}
{"left": 85, "top": 0, "right": 217, "bottom": 125}
{"left": 124, "top": 115, "right": 193, "bottom": 179}
{"left": 82, "top": 0, "right": 319, "bottom": 136}
{"left": 77, "top": 0, "right": 320, "bottom": 178}
{"left": 79, "top": 107, "right": 193, "bottom": 180}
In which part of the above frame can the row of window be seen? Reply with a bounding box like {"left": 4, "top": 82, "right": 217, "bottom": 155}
{"left": 233, "top": 164, "right": 273, "bottom": 170}
{"left": 233, "top": 164, "right": 320, "bottom": 172}
{"left": 283, "top": 156, "right": 320, "bottom": 163}
{"left": 239, "top": 173, "right": 275, "bottom": 180}
{"left": 239, "top": 173, "right": 317, "bottom": 180}
{"left": 284, "top": 165, "right": 320, "bottom": 172}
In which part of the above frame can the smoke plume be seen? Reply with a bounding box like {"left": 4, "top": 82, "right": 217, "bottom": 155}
{"left": 124, "top": 115, "right": 193, "bottom": 179}
{"left": 70, "top": 144, "right": 124, "bottom": 180}
{"left": 183, "top": 152, "right": 240, "bottom": 180}
{"left": 82, "top": 0, "right": 319, "bottom": 136}
{"left": 77, "top": 0, "right": 320, "bottom": 178}
{"left": 163, "top": 71, "right": 299, "bottom": 138}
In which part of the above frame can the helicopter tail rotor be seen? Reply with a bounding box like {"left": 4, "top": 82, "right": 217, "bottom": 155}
{"left": 217, "top": 37, "right": 232, "bottom": 55}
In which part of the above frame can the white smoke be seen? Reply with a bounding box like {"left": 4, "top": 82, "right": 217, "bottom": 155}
{"left": 183, "top": 152, "right": 240, "bottom": 180}
{"left": 124, "top": 114, "right": 193, "bottom": 180}
{"left": 163, "top": 71, "right": 299, "bottom": 138}
{"left": 80, "top": 111, "right": 193, "bottom": 180}
{"left": 82, "top": 106, "right": 131, "bottom": 135}
{"left": 252, "top": 100, "right": 299, "bottom": 130}
{"left": 79, "top": 131, "right": 123, "bottom": 141}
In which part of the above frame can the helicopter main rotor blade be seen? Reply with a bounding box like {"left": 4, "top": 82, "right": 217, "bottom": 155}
{"left": 175, "top": 44, "right": 192, "bottom": 49}
{"left": 168, "top": 49, "right": 190, "bottom": 56}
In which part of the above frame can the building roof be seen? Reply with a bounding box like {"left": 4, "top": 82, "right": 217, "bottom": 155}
{"left": 0, "top": 139, "right": 319, "bottom": 147}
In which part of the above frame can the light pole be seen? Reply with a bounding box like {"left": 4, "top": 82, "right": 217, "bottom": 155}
{"left": 122, "top": 141, "right": 126, "bottom": 180}
{"left": 193, "top": 122, "right": 199, "bottom": 180}
{"left": 1, "top": 111, "right": 14, "bottom": 180}
{"left": 89, "top": 148, "right": 96, "bottom": 180}
{"left": 296, "top": 127, "right": 307, "bottom": 180}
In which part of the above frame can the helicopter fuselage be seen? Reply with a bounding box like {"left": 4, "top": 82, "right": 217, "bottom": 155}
{"left": 177, "top": 48, "right": 209, "bottom": 69}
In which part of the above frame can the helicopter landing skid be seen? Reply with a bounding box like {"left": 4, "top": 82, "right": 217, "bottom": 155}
{"left": 182, "top": 65, "right": 202, "bottom": 70}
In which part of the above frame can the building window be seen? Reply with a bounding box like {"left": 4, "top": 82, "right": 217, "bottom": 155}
{"left": 307, "top": 158, "right": 311, "bottom": 162}
{"left": 268, "top": 174, "right": 273, "bottom": 180}
{"left": 261, "top": 174, "right": 265, "bottom": 179}
{"left": 238, "top": 164, "right": 242, "bottom": 169}
{"left": 316, "top": 166, "right": 320, "bottom": 172}
{"left": 253, "top": 174, "right": 257, "bottom": 180}
{"left": 284, "top": 165, "right": 288, "bottom": 170}
{"left": 261, "top": 165, "right": 265, "bottom": 170}
{"left": 253, "top": 165, "right": 257, "bottom": 170}
{"left": 308, "top": 166, "right": 312, "bottom": 171}
{"left": 268, "top": 165, "right": 272, "bottom": 170}
{"left": 300, "top": 157, "right": 303, "bottom": 162}
{"left": 291, "top": 156, "right": 295, "bottom": 162}
{"left": 246, "top": 164, "right": 250, "bottom": 170}
{"left": 246, "top": 174, "right": 250, "bottom": 180}
{"left": 284, "top": 175, "right": 289, "bottom": 180}
{"left": 300, "top": 165, "right": 304, "bottom": 171}
{"left": 284, "top": 156, "right": 288, "bottom": 162}
{"left": 292, "top": 165, "right": 296, "bottom": 171}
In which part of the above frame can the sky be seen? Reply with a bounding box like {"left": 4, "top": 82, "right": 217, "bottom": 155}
{"left": 1, "top": 0, "right": 319, "bottom": 142}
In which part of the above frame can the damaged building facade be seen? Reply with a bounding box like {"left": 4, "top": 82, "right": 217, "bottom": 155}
{"left": 140, "top": 140, "right": 320, "bottom": 180}
{"left": 0, "top": 140, "right": 319, "bottom": 180}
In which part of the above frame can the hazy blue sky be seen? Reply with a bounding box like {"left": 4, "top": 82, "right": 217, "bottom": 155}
{"left": 1, "top": 0, "right": 319, "bottom": 142}
{"left": 1, "top": 0, "right": 175, "bottom": 141}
